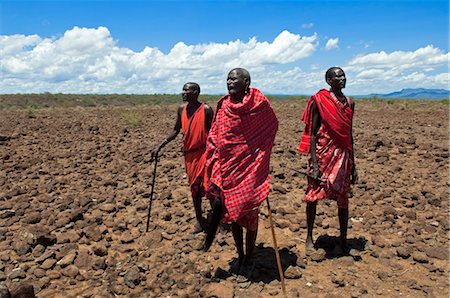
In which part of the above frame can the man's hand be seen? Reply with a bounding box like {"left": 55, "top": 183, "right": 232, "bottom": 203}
{"left": 150, "top": 147, "right": 160, "bottom": 162}
{"left": 351, "top": 166, "right": 358, "bottom": 184}
{"left": 309, "top": 164, "right": 323, "bottom": 187}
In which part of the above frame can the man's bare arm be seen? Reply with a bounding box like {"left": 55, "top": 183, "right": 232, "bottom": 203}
{"left": 310, "top": 100, "right": 321, "bottom": 179}
{"left": 204, "top": 104, "right": 214, "bottom": 133}
{"left": 151, "top": 105, "right": 183, "bottom": 158}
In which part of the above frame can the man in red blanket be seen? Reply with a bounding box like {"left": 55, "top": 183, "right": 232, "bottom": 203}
{"left": 203, "top": 68, "right": 278, "bottom": 273}
{"left": 152, "top": 82, "right": 214, "bottom": 233}
{"left": 298, "top": 67, "right": 357, "bottom": 255}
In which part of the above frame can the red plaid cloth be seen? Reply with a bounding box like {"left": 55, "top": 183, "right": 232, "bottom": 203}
{"left": 205, "top": 88, "right": 278, "bottom": 223}
{"left": 299, "top": 89, "right": 353, "bottom": 154}
{"left": 298, "top": 89, "right": 354, "bottom": 207}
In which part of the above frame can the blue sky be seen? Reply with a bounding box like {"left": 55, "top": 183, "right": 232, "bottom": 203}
{"left": 1, "top": 0, "right": 448, "bottom": 95}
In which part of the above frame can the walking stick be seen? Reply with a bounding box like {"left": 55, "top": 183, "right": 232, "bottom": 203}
{"left": 286, "top": 167, "right": 327, "bottom": 183}
{"left": 266, "top": 197, "right": 286, "bottom": 296}
{"left": 146, "top": 152, "right": 159, "bottom": 232}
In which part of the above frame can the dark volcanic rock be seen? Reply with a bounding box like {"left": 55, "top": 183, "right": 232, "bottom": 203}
{"left": 124, "top": 267, "right": 141, "bottom": 289}
{"left": 12, "top": 240, "right": 31, "bottom": 256}
{"left": 310, "top": 248, "right": 326, "bottom": 262}
{"left": 61, "top": 265, "right": 79, "bottom": 278}
{"left": 412, "top": 252, "right": 429, "bottom": 263}
{"left": 83, "top": 226, "right": 103, "bottom": 242}
{"left": 396, "top": 246, "right": 412, "bottom": 259}
{"left": 285, "top": 266, "right": 302, "bottom": 279}
{"left": 92, "top": 243, "right": 108, "bottom": 256}
{"left": 9, "top": 283, "right": 35, "bottom": 298}
{"left": 8, "top": 268, "right": 27, "bottom": 280}
{"left": 22, "top": 212, "right": 42, "bottom": 224}
{"left": 0, "top": 99, "right": 448, "bottom": 298}
{"left": 57, "top": 252, "right": 76, "bottom": 267}
{"left": 0, "top": 286, "right": 10, "bottom": 298}
{"left": 0, "top": 209, "right": 15, "bottom": 219}
{"left": 41, "top": 258, "right": 57, "bottom": 270}
{"left": 425, "top": 247, "right": 449, "bottom": 260}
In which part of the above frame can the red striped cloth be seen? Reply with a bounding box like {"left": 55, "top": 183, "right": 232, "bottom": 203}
{"left": 298, "top": 89, "right": 354, "bottom": 207}
{"left": 298, "top": 89, "right": 353, "bottom": 154}
{"left": 204, "top": 88, "right": 278, "bottom": 223}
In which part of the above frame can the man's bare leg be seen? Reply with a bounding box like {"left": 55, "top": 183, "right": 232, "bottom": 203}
{"left": 231, "top": 222, "right": 244, "bottom": 270}
{"left": 306, "top": 201, "right": 317, "bottom": 253}
{"left": 203, "top": 197, "right": 222, "bottom": 251}
{"left": 192, "top": 194, "right": 205, "bottom": 233}
{"left": 338, "top": 207, "right": 349, "bottom": 252}
{"left": 235, "top": 227, "right": 258, "bottom": 276}
{"left": 244, "top": 228, "right": 257, "bottom": 263}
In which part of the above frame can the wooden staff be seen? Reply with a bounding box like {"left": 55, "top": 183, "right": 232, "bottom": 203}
{"left": 287, "top": 167, "right": 327, "bottom": 183}
{"left": 146, "top": 152, "right": 159, "bottom": 232}
{"left": 266, "top": 197, "right": 286, "bottom": 296}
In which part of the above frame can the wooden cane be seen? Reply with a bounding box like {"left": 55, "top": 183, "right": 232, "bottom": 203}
{"left": 146, "top": 152, "right": 159, "bottom": 232}
{"left": 286, "top": 167, "right": 327, "bottom": 183}
{"left": 266, "top": 197, "right": 286, "bottom": 296}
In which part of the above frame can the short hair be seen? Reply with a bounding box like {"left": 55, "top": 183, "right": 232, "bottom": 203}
{"left": 230, "top": 68, "right": 251, "bottom": 86}
{"left": 185, "top": 82, "right": 200, "bottom": 93}
{"left": 325, "top": 67, "right": 344, "bottom": 81}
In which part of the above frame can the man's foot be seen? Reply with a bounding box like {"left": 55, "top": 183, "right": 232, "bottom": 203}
{"left": 305, "top": 238, "right": 315, "bottom": 256}
{"left": 216, "top": 225, "right": 227, "bottom": 245}
{"left": 191, "top": 220, "right": 204, "bottom": 234}
{"left": 204, "top": 198, "right": 222, "bottom": 252}
{"left": 229, "top": 258, "right": 243, "bottom": 274}
{"left": 239, "top": 257, "right": 255, "bottom": 277}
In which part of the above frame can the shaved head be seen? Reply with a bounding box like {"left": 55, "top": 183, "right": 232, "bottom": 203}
{"left": 229, "top": 68, "right": 251, "bottom": 86}
{"left": 185, "top": 82, "right": 200, "bottom": 94}
{"left": 325, "top": 67, "right": 344, "bottom": 81}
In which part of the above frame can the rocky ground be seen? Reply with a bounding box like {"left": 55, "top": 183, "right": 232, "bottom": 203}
{"left": 0, "top": 99, "right": 448, "bottom": 298}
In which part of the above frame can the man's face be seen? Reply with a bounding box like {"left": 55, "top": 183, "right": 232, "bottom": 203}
{"left": 328, "top": 68, "right": 346, "bottom": 89}
{"left": 227, "top": 70, "right": 248, "bottom": 95}
{"left": 182, "top": 83, "right": 198, "bottom": 102}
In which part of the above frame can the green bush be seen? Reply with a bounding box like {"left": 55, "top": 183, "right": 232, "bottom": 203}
{"left": 121, "top": 110, "right": 142, "bottom": 128}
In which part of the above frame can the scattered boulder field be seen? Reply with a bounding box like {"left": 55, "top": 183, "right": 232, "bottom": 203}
{"left": 0, "top": 99, "right": 448, "bottom": 297}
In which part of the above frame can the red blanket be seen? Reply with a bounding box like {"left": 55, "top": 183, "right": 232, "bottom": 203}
{"left": 181, "top": 103, "right": 207, "bottom": 186}
{"left": 298, "top": 89, "right": 353, "bottom": 154}
{"left": 205, "top": 88, "right": 278, "bottom": 222}
{"left": 298, "top": 89, "right": 354, "bottom": 206}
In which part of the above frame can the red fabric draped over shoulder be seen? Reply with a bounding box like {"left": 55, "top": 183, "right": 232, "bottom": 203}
{"left": 204, "top": 88, "right": 278, "bottom": 223}
{"left": 298, "top": 89, "right": 354, "bottom": 208}
{"left": 181, "top": 103, "right": 207, "bottom": 186}
{"left": 299, "top": 89, "right": 353, "bottom": 154}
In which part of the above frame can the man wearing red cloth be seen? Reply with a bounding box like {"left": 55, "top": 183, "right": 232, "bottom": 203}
{"left": 298, "top": 67, "right": 357, "bottom": 255}
{"left": 204, "top": 68, "right": 278, "bottom": 273}
{"left": 152, "top": 82, "right": 214, "bottom": 233}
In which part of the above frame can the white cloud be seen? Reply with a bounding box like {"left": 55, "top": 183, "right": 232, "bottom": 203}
{"left": 0, "top": 34, "right": 42, "bottom": 56}
{"left": 348, "top": 45, "right": 449, "bottom": 69}
{"left": 0, "top": 27, "right": 318, "bottom": 94}
{"left": 325, "top": 38, "right": 339, "bottom": 51}
{"left": 0, "top": 27, "right": 448, "bottom": 95}
{"left": 345, "top": 45, "right": 450, "bottom": 93}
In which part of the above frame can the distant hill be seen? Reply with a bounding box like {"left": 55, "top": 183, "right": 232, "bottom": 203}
{"left": 365, "top": 88, "right": 449, "bottom": 100}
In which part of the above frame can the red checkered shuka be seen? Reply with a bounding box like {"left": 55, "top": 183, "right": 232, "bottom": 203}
{"left": 298, "top": 89, "right": 353, "bottom": 154}
{"left": 204, "top": 88, "right": 278, "bottom": 223}
{"left": 298, "top": 89, "right": 354, "bottom": 207}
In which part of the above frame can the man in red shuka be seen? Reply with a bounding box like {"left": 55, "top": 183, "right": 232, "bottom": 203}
{"left": 203, "top": 68, "right": 278, "bottom": 274}
{"left": 298, "top": 67, "right": 358, "bottom": 255}
{"left": 152, "top": 82, "right": 214, "bottom": 233}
